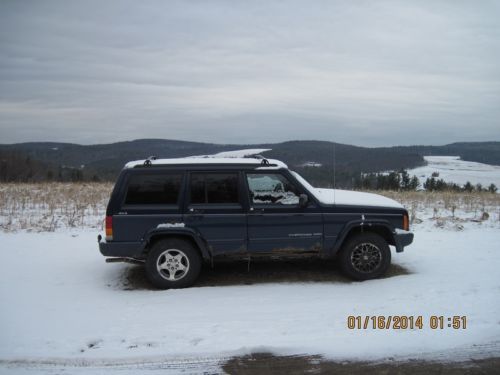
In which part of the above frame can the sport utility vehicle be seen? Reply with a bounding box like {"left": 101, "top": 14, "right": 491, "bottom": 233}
{"left": 98, "top": 156, "right": 413, "bottom": 288}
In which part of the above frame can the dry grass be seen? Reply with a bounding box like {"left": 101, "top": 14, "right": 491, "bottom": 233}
{"left": 0, "top": 182, "right": 112, "bottom": 232}
{"left": 0, "top": 183, "right": 499, "bottom": 232}
{"left": 377, "top": 190, "right": 500, "bottom": 227}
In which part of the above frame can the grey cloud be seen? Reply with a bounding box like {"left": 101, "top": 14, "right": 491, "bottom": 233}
{"left": 0, "top": 0, "right": 499, "bottom": 146}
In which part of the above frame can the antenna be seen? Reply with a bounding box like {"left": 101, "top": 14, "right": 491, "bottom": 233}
{"left": 333, "top": 142, "right": 336, "bottom": 189}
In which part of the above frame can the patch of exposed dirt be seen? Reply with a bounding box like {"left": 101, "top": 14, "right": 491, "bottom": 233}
{"left": 222, "top": 353, "right": 500, "bottom": 375}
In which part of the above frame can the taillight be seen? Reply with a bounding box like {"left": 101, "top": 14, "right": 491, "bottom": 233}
{"left": 105, "top": 216, "right": 113, "bottom": 241}
{"left": 403, "top": 213, "right": 409, "bottom": 231}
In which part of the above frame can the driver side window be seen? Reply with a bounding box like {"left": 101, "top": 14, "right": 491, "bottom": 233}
{"left": 246, "top": 173, "right": 300, "bottom": 205}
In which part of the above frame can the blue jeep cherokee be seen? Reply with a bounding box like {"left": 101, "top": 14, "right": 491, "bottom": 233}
{"left": 98, "top": 156, "right": 413, "bottom": 289}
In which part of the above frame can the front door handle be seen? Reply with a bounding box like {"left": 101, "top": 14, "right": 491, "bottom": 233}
{"left": 250, "top": 207, "right": 264, "bottom": 215}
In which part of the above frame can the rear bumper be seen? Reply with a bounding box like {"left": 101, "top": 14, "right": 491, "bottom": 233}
{"left": 393, "top": 229, "right": 414, "bottom": 253}
{"left": 98, "top": 235, "right": 143, "bottom": 258}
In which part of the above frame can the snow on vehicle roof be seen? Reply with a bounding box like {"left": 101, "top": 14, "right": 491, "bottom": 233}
{"left": 124, "top": 157, "right": 287, "bottom": 169}
{"left": 190, "top": 148, "right": 272, "bottom": 158}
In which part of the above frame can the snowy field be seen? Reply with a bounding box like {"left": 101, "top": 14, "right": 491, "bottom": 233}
{"left": 1, "top": 182, "right": 500, "bottom": 373}
{"left": 409, "top": 156, "right": 500, "bottom": 188}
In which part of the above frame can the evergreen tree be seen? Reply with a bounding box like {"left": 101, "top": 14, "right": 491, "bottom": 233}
{"left": 424, "top": 177, "right": 436, "bottom": 191}
{"left": 400, "top": 170, "right": 411, "bottom": 190}
{"left": 463, "top": 181, "right": 474, "bottom": 192}
{"left": 409, "top": 176, "right": 420, "bottom": 190}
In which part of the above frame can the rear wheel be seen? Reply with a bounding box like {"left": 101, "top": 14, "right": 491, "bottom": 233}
{"left": 338, "top": 233, "right": 391, "bottom": 280}
{"left": 146, "top": 238, "right": 201, "bottom": 289}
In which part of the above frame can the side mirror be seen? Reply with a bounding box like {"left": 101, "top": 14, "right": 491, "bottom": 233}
{"left": 299, "top": 193, "right": 308, "bottom": 208}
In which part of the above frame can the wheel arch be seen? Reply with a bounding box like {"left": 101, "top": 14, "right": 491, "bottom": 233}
{"left": 332, "top": 220, "right": 395, "bottom": 255}
{"left": 142, "top": 228, "right": 211, "bottom": 261}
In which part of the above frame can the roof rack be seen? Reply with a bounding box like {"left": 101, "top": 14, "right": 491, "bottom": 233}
{"left": 143, "top": 155, "right": 158, "bottom": 166}
{"left": 124, "top": 157, "right": 287, "bottom": 169}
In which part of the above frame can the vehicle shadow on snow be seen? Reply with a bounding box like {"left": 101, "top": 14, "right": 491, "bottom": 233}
{"left": 118, "top": 258, "right": 411, "bottom": 291}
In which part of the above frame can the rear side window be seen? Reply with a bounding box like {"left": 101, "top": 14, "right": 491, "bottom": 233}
{"left": 190, "top": 173, "right": 239, "bottom": 204}
{"left": 124, "top": 173, "right": 183, "bottom": 205}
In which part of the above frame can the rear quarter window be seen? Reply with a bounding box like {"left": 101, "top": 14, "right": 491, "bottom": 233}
{"left": 124, "top": 173, "right": 183, "bottom": 205}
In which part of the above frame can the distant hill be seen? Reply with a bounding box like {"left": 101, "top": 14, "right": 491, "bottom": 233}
{"left": 1, "top": 139, "right": 499, "bottom": 188}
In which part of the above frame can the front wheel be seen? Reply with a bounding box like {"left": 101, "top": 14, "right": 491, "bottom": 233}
{"left": 145, "top": 238, "right": 201, "bottom": 289}
{"left": 338, "top": 233, "right": 391, "bottom": 280}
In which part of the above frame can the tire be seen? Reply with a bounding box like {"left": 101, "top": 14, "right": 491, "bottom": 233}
{"left": 338, "top": 233, "right": 391, "bottom": 281}
{"left": 145, "top": 238, "right": 202, "bottom": 289}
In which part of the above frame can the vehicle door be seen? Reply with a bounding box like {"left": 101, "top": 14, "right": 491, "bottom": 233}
{"left": 245, "top": 171, "right": 323, "bottom": 253}
{"left": 184, "top": 171, "right": 247, "bottom": 256}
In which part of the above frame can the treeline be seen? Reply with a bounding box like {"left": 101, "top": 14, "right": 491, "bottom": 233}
{"left": 423, "top": 177, "right": 497, "bottom": 193}
{"left": 353, "top": 169, "right": 498, "bottom": 193}
{"left": 354, "top": 170, "right": 420, "bottom": 191}
{"left": 0, "top": 150, "right": 101, "bottom": 182}
{"left": 0, "top": 150, "right": 49, "bottom": 182}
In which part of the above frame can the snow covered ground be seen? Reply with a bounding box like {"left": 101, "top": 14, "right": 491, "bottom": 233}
{"left": 1, "top": 179, "right": 499, "bottom": 373}
{"left": 1, "top": 214, "right": 500, "bottom": 373}
{"left": 409, "top": 156, "right": 500, "bottom": 188}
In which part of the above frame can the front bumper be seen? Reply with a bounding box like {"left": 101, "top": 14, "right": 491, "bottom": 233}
{"left": 393, "top": 229, "right": 414, "bottom": 253}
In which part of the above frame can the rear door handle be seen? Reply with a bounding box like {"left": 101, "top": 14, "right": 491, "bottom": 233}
{"left": 188, "top": 208, "right": 204, "bottom": 215}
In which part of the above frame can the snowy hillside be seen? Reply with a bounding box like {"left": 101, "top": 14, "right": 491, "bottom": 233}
{"left": 409, "top": 156, "right": 500, "bottom": 188}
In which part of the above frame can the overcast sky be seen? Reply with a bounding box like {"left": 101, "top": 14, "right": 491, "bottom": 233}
{"left": 0, "top": 0, "right": 499, "bottom": 146}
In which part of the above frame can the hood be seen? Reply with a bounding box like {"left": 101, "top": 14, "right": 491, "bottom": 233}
{"left": 312, "top": 188, "right": 403, "bottom": 209}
